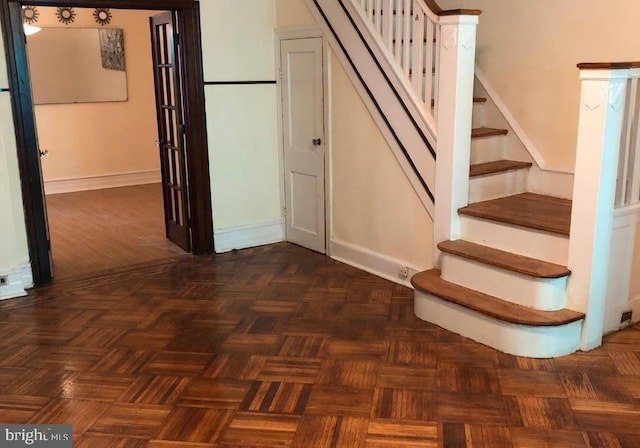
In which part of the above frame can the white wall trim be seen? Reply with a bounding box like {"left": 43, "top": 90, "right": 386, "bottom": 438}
{"left": 475, "top": 66, "right": 574, "bottom": 175}
{"left": 214, "top": 220, "right": 284, "bottom": 253}
{"left": 20, "top": 262, "right": 33, "bottom": 290}
{"left": 0, "top": 266, "right": 29, "bottom": 300}
{"left": 44, "top": 170, "right": 161, "bottom": 195}
{"left": 330, "top": 239, "right": 423, "bottom": 288}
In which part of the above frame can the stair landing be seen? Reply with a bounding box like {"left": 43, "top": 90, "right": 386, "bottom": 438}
{"left": 459, "top": 193, "right": 572, "bottom": 236}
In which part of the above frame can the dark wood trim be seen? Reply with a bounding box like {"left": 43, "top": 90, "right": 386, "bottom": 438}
{"left": 178, "top": 2, "right": 214, "bottom": 255}
{"left": 1, "top": 0, "right": 214, "bottom": 285}
{"left": 205, "top": 81, "right": 277, "bottom": 85}
{"left": 18, "top": 0, "right": 194, "bottom": 8}
{"left": 1, "top": 1, "right": 52, "bottom": 285}
{"left": 438, "top": 9, "right": 482, "bottom": 16}
{"left": 577, "top": 62, "right": 640, "bottom": 70}
{"left": 423, "top": 0, "right": 481, "bottom": 16}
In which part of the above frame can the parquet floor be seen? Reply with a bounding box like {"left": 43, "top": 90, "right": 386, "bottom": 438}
{"left": 46, "top": 184, "right": 186, "bottom": 280}
{"left": 1, "top": 242, "right": 640, "bottom": 447}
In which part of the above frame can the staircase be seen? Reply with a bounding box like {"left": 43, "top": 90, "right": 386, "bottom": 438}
{"left": 307, "top": 0, "right": 640, "bottom": 357}
{"left": 413, "top": 115, "right": 585, "bottom": 358}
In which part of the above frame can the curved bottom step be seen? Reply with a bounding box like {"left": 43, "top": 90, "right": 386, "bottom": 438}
{"left": 414, "top": 290, "right": 583, "bottom": 358}
{"left": 412, "top": 269, "right": 584, "bottom": 358}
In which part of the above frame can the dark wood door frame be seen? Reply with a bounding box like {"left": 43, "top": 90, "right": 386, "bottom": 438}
{"left": 0, "top": 0, "right": 214, "bottom": 286}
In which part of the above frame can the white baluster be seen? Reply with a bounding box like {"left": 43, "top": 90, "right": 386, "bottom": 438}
{"left": 382, "top": 0, "right": 394, "bottom": 51}
{"left": 424, "top": 18, "right": 435, "bottom": 118}
{"left": 402, "top": 0, "right": 411, "bottom": 77}
{"left": 627, "top": 72, "right": 640, "bottom": 205}
{"left": 411, "top": 5, "right": 425, "bottom": 105}
{"left": 616, "top": 78, "right": 634, "bottom": 207}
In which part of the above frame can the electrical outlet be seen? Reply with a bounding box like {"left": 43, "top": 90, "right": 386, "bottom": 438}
{"left": 399, "top": 267, "right": 409, "bottom": 278}
{"left": 621, "top": 310, "right": 633, "bottom": 323}
{"left": 0, "top": 276, "right": 7, "bottom": 286}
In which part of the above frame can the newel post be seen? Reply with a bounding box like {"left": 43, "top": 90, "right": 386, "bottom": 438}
{"left": 433, "top": 14, "right": 479, "bottom": 267}
{"left": 566, "top": 66, "right": 629, "bottom": 350}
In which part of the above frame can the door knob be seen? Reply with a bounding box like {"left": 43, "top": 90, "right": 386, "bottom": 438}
{"left": 312, "top": 138, "right": 322, "bottom": 146}
{"left": 39, "top": 149, "right": 49, "bottom": 157}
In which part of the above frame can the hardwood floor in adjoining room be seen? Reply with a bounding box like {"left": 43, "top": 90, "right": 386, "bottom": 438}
{"left": 2, "top": 242, "right": 640, "bottom": 447}
{"left": 46, "top": 184, "right": 187, "bottom": 280}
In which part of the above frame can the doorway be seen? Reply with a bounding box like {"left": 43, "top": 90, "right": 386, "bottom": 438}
{"left": 0, "top": 0, "right": 213, "bottom": 285}
{"left": 279, "top": 36, "right": 327, "bottom": 254}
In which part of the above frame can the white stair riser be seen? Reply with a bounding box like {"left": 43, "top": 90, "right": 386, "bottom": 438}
{"left": 472, "top": 103, "right": 485, "bottom": 128}
{"left": 471, "top": 136, "right": 505, "bottom": 164}
{"left": 469, "top": 169, "right": 528, "bottom": 203}
{"left": 414, "top": 291, "right": 583, "bottom": 358}
{"left": 460, "top": 215, "right": 569, "bottom": 265}
{"left": 441, "top": 254, "right": 567, "bottom": 310}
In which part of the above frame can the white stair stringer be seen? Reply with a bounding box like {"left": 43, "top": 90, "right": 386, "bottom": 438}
{"left": 460, "top": 215, "right": 570, "bottom": 265}
{"left": 469, "top": 168, "right": 529, "bottom": 203}
{"left": 304, "top": 0, "right": 437, "bottom": 215}
{"left": 440, "top": 254, "right": 568, "bottom": 311}
{"left": 414, "top": 290, "right": 583, "bottom": 358}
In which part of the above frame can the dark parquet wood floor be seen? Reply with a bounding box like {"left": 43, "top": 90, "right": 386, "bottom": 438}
{"left": 1, "top": 242, "right": 640, "bottom": 447}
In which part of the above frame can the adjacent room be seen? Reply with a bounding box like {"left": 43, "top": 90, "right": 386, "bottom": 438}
{"left": 26, "top": 6, "right": 186, "bottom": 279}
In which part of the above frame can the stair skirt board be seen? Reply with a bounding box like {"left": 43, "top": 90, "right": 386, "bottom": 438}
{"left": 468, "top": 168, "right": 528, "bottom": 203}
{"left": 414, "top": 290, "right": 583, "bottom": 358}
{"left": 460, "top": 216, "right": 570, "bottom": 266}
{"left": 307, "top": 0, "right": 437, "bottom": 212}
{"left": 471, "top": 136, "right": 506, "bottom": 165}
{"left": 441, "top": 254, "right": 567, "bottom": 311}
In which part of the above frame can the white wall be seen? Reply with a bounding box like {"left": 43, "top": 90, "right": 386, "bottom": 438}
{"left": 276, "top": 0, "right": 433, "bottom": 281}
{"left": 439, "top": 0, "right": 640, "bottom": 172}
{"left": 32, "top": 8, "right": 160, "bottom": 189}
{"left": 200, "top": 0, "right": 283, "bottom": 251}
{"left": 328, "top": 50, "right": 433, "bottom": 273}
{"left": 0, "top": 21, "right": 32, "bottom": 297}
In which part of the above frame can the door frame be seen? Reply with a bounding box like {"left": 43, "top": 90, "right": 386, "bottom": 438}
{"left": 275, "top": 28, "right": 331, "bottom": 254}
{"left": 0, "top": 0, "right": 214, "bottom": 285}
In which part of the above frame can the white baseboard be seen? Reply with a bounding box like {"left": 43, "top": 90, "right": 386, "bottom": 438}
{"left": 329, "top": 239, "right": 426, "bottom": 288}
{"left": 44, "top": 170, "right": 162, "bottom": 195}
{"left": 214, "top": 220, "right": 284, "bottom": 253}
{"left": 0, "top": 263, "right": 32, "bottom": 300}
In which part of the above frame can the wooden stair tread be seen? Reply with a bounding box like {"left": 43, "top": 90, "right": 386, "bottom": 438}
{"left": 472, "top": 127, "right": 509, "bottom": 138}
{"left": 431, "top": 97, "right": 486, "bottom": 107}
{"left": 438, "top": 240, "right": 571, "bottom": 278}
{"left": 470, "top": 160, "right": 532, "bottom": 177}
{"left": 459, "top": 193, "right": 572, "bottom": 236}
{"left": 411, "top": 269, "right": 584, "bottom": 326}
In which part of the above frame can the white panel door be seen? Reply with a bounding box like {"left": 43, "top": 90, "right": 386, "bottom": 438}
{"left": 281, "top": 37, "right": 326, "bottom": 253}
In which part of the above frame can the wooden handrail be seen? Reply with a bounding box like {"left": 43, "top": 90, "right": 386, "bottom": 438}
{"left": 423, "top": 0, "right": 481, "bottom": 16}
{"left": 578, "top": 62, "right": 640, "bottom": 70}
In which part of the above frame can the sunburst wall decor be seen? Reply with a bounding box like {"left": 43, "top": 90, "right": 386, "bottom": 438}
{"left": 56, "top": 7, "right": 76, "bottom": 25}
{"left": 22, "top": 6, "right": 39, "bottom": 25}
{"left": 93, "top": 8, "right": 112, "bottom": 26}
